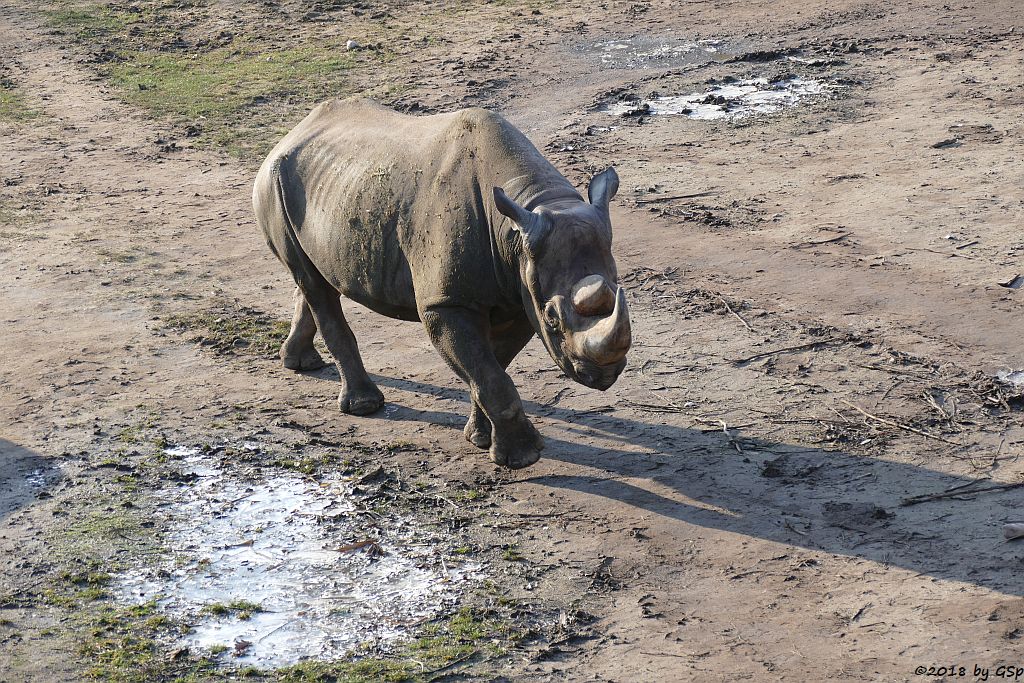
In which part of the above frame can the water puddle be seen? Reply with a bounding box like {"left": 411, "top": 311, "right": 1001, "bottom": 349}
{"left": 24, "top": 467, "right": 48, "bottom": 488}
{"left": 116, "top": 445, "right": 482, "bottom": 668}
{"left": 606, "top": 77, "right": 838, "bottom": 120}
{"left": 589, "top": 36, "right": 729, "bottom": 69}
{"left": 997, "top": 369, "right": 1024, "bottom": 388}
{"left": 0, "top": 450, "right": 60, "bottom": 518}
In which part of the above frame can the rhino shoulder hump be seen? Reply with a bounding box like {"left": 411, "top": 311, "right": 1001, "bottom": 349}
{"left": 455, "top": 107, "right": 507, "bottom": 132}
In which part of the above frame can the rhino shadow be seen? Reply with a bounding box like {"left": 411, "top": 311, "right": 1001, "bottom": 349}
{"left": 368, "top": 373, "right": 1024, "bottom": 597}
{"left": 0, "top": 438, "right": 61, "bottom": 525}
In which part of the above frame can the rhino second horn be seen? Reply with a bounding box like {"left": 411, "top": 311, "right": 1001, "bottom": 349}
{"left": 580, "top": 287, "right": 631, "bottom": 365}
{"left": 572, "top": 274, "right": 616, "bottom": 317}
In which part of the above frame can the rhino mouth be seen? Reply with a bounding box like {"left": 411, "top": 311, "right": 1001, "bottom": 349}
{"left": 567, "top": 357, "right": 628, "bottom": 391}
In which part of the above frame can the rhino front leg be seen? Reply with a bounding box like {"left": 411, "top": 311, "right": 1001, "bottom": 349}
{"left": 464, "top": 316, "right": 535, "bottom": 449}
{"left": 301, "top": 283, "right": 384, "bottom": 416}
{"left": 280, "top": 286, "right": 328, "bottom": 371}
{"left": 422, "top": 307, "right": 542, "bottom": 469}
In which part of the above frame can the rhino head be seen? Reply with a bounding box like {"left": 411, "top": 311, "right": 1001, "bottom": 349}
{"left": 494, "top": 167, "right": 631, "bottom": 391}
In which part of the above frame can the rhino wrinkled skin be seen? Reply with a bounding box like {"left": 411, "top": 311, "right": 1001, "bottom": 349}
{"left": 253, "top": 98, "right": 631, "bottom": 469}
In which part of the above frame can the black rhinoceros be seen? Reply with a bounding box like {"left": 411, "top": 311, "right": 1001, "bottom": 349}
{"left": 253, "top": 98, "right": 631, "bottom": 469}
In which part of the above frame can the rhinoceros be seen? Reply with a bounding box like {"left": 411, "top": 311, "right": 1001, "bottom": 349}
{"left": 253, "top": 98, "right": 631, "bottom": 469}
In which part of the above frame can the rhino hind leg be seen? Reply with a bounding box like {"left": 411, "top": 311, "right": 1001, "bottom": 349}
{"left": 300, "top": 283, "right": 384, "bottom": 416}
{"left": 280, "top": 286, "right": 328, "bottom": 371}
{"left": 464, "top": 317, "right": 535, "bottom": 449}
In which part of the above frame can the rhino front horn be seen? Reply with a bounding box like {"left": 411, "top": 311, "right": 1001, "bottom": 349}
{"left": 580, "top": 286, "right": 631, "bottom": 365}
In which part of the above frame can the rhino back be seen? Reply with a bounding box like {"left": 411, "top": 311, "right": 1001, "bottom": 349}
{"left": 260, "top": 99, "right": 551, "bottom": 318}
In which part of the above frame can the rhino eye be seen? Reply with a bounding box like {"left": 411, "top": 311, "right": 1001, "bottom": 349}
{"left": 543, "top": 301, "right": 561, "bottom": 332}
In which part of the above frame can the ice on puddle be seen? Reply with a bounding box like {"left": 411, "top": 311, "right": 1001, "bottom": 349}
{"left": 593, "top": 37, "right": 723, "bottom": 69}
{"left": 24, "top": 468, "right": 48, "bottom": 488}
{"left": 115, "top": 445, "right": 482, "bottom": 668}
{"left": 163, "top": 445, "right": 202, "bottom": 458}
{"left": 606, "top": 77, "right": 838, "bottom": 120}
{"left": 996, "top": 370, "right": 1024, "bottom": 388}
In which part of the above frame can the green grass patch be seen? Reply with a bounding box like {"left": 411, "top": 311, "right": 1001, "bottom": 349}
{"left": 0, "top": 75, "right": 38, "bottom": 122}
{"left": 276, "top": 658, "right": 415, "bottom": 683}
{"left": 0, "top": 201, "right": 40, "bottom": 237}
{"left": 44, "top": 1, "right": 358, "bottom": 158}
{"left": 272, "top": 607, "right": 524, "bottom": 682}
{"left": 108, "top": 46, "right": 353, "bottom": 121}
{"left": 162, "top": 306, "right": 291, "bottom": 358}
{"left": 272, "top": 450, "right": 355, "bottom": 477}
{"left": 46, "top": 3, "right": 135, "bottom": 42}
{"left": 201, "top": 599, "right": 264, "bottom": 621}
{"left": 79, "top": 602, "right": 217, "bottom": 683}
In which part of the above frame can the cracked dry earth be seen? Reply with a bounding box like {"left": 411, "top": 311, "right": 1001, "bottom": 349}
{"left": 3, "top": 0, "right": 1024, "bottom": 681}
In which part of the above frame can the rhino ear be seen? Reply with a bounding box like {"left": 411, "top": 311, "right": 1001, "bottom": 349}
{"left": 494, "top": 186, "right": 550, "bottom": 255}
{"left": 587, "top": 167, "right": 619, "bottom": 210}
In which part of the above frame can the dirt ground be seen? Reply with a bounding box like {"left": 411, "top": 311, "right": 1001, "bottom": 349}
{"left": 2, "top": 0, "right": 1024, "bottom": 681}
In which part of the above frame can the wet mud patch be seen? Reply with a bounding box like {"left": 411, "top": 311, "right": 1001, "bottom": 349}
{"left": 114, "top": 444, "right": 485, "bottom": 668}
{"left": 584, "top": 35, "right": 732, "bottom": 70}
{"left": 0, "top": 440, "right": 61, "bottom": 520}
{"left": 607, "top": 76, "right": 842, "bottom": 120}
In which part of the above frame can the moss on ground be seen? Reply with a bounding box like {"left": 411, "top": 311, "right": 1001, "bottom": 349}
{"left": 201, "top": 599, "right": 264, "bottom": 621}
{"left": 0, "top": 74, "right": 38, "bottom": 122}
{"left": 272, "top": 607, "right": 528, "bottom": 682}
{"left": 161, "top": 306, "right": 291, "bottom": 358}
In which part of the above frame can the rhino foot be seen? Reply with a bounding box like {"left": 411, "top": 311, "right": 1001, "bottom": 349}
{"left": 490, "top": 426, "right": 543, "bottom": 470}
{"left": 280, "top": 350, "right": 327, "bottom": 370}
{"left": 463, "top": 410, "right": 492, "bottom": 449}
{"left": 338, "top": 384, "right": 385, "bottom": 416}
{"left": 281, "top": 345, "right": 328, "bottom": 372}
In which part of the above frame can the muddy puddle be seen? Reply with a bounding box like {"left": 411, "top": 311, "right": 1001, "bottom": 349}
{"left": 0, "top": 448, "right": 60, "bottom": 518}
{"left": 606, "top": 77, "right": 839, "bottom": 120}
{"left": 115, "top": 445, "right": 482, "bottom": 669}
{"left": 587, "top": 35, "right": 730, "bottom": 69}
{"left": 997, "top": 369, "right": 1024, "bottom": 388}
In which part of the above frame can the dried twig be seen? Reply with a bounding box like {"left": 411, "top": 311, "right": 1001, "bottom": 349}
{"left": 922, "top": 390, "right": 952, "bottom": 421}
{"left": 625, "top": 398, "right": 688, "bottom": 414}
{"left": 838, "top": 399, "right": 962, "bottom": 445}
{"left": 853, "top": 362, "right": 937, "bottom": 379}
{"left": 901, "top": 480, "right": 1024, "bottom": 507}
{"left": 731, "top": 337, "right": 847, "bottom": 364}
{"left": 712, "top": 291, "right": 755, "bottom": 333}
{"left": 790, "top": 233, "right": 849, "bottom": 249}
{"left": 694, "top": 417, "right": 743, "bottom": 452}
{"left": 634, "top": 190, "right": 719, "bottom": 204}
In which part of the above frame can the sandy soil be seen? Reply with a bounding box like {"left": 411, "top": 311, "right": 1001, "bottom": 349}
{"left": 2, "top": 0, "right": 1024, "bottom": 680}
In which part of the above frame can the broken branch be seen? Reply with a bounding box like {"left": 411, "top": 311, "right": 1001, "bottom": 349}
{"left": 712, "top": 291, "right": 755, "bottom": 333}
{"left": 838, "top": 399, "right": 962, "bottom": 446}
{"left": 901, "top": 480, "right": 1024, "bottom": 507}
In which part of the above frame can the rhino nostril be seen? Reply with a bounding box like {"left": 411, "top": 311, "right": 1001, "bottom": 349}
{"left": 543, "top": 301, "right": 561, "bottom": 332}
